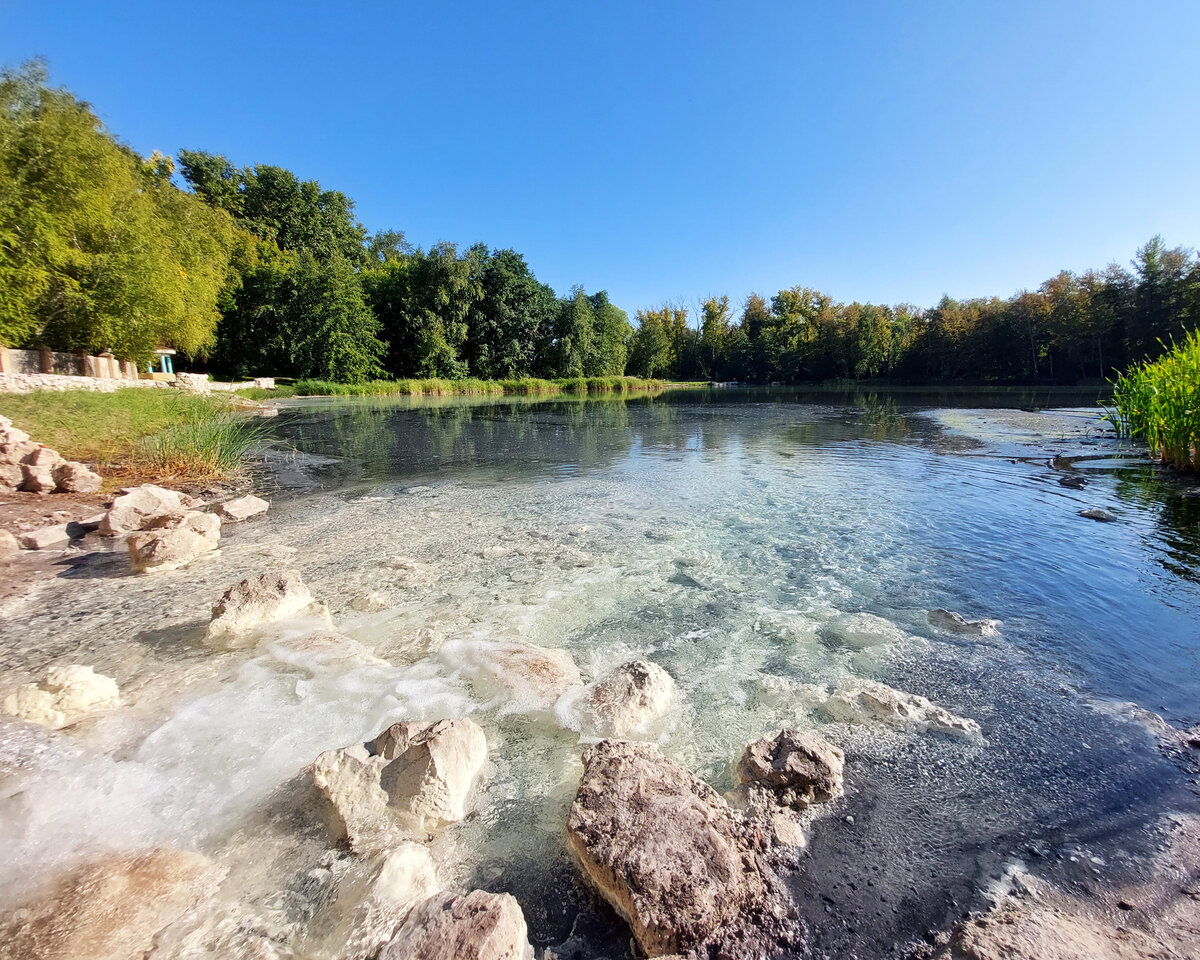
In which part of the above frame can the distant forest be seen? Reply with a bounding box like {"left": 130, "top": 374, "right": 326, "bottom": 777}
{"left": 2, "top": 60, "right": 1198, "bottom": 385}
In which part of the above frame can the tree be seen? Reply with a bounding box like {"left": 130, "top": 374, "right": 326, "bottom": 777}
{"left": 628, "top": 305, "right": 688, "bottom": 378}
{"left": 550, "top": 286, "right": 595, "bottom": 377}
{"left": 698, "top": 296, "right": 732, "bottom": 378}
{"left": 587, "top": 291, "right": 632, "bottom": 376}
{"left": 465, "top": 247, "right": 557, "bottom": 379}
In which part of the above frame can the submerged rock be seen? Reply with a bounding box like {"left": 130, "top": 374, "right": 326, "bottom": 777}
{"left": 736, "top": 729, "right": 844, "bottom": 811}
{"left": 0, "top": 848, "right": 225, "bottom": 960}
{"left": 379, "top": 890, "right": 533, "bottom": 960}
{"left": 928, "top": 609, "right": 1001, "bottom": 637}
{"left": 823, "top": 612, "right": 907, "bottom": 650}
{"left": 205, "top": 569, "right": 319, "bottom": 648}
{"left": 2, "top": 664, "right": 119, "bottom": 729}
{"left": 215, "top": 494, "right": 269, "bottom": 522}
{"left": 567, "top": 739, "right": 771, "bottom": 958}
{"left": 821, "top": 677, "right": 981, "bottom": 739}
{"left": 447, "top": 638, "right": 582, "bottom": 710}
{"left": 127, "top": 510, "right": 220, "bottom": 573}
{"left": 313, "top": 718, "right": 487, "bottom": 851}
{"left": 100, "top": 483, "right": 192, "bottom": 536}
{"left": 1079, "top": 508, "right": 1118, "bottom": 522}
{"left": 324, "top": 843, "right": 440, "bottom": 960}
{"left": 581, "top": 659, "right": 677, "bottom": 736}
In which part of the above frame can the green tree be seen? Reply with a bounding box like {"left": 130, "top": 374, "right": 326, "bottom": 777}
{"left": 465, "top": 247, "right": 557, "bottom": 378}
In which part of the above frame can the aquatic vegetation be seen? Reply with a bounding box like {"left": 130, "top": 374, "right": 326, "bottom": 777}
{"left": 137, "top": 410, "right": 266, "bottom": 482}
{"left": 1109, "top": 329, "right": 1200, "bottom": 472}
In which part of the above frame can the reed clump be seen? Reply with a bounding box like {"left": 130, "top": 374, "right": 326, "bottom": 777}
{"left": 1108, "top": 329, "right": 1200, "bottom": 472}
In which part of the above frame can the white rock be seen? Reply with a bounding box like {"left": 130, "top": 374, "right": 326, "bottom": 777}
{"left": 215, "top": 494, "right": 269, "bottom": 522}
{"left": 822, "top": 677, "right": 981, "bottom": 739}
{"left": 0, "top": 529, "right": 19, "bottom": 558}
{"left": 17, "top": 524, "right": 71, "bottom": 550}
{"left": 100, "top": 484, "right": 190, "bottom": 536}
{"left": 380, "top": 890, "right": 533, "bottom": 960}
{"left": 205, "top": 569, "right": 317, "bottom": 648}
{"left": 351, "top": 592, "right": 389, "bottom": 613}
{"left": 326, "top": 844, "right": 440, "bottom": 960}
{"left": 928, "top": 608, "right": 1000, "bottom": 637}
{"left": 127, "top": 511, "right": 220, "bottom": 573}
{"left": 2, "top": 664, "right": 120, "bottom": 729}
{"left": 581, "top": 660, "right": 676, "bottom": 736}
{"left": 443, "top": 638, "right": 582, "bottom": 710}
{"left": 52, "top": 460, "right": 102, "bottom": 494}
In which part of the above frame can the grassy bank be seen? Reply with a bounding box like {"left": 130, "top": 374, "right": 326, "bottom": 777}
{"left": 237, "top": 375, "right": 669, "bottom": 400}
{"left": 0, "top": 389, "right": 262, "bottom": 485}
{"left": 1108, "top": 329, "right": 1200, "bottom": 472}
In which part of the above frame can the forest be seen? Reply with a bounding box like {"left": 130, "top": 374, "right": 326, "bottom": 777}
{"left": 2, "top": 61, "right": 1199, "bottom": 385}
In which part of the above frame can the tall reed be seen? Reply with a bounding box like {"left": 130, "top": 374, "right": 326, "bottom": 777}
{"left": 1108, "top": 329, "right": 1200, "bottom": 472}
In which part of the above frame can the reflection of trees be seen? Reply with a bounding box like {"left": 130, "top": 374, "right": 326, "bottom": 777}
{"left": 1113, "top": 471, "right": 1200, "bottom": 582}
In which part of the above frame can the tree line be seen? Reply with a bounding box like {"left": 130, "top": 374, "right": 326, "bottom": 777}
{"left": 3, "top": 61, "right": 1198, "bottom": 385}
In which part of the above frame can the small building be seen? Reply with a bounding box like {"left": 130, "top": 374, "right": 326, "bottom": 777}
{"left": 149, "top": 348, "right": 176, "bottom": 375}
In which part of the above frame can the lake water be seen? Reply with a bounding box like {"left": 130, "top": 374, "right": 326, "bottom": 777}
{"left": 3, "top": 386, "right": 1199, "bottom": 959}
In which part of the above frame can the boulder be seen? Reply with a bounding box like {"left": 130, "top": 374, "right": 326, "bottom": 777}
{"left": 582, "top": 660, "right": 676, "bottom": 736}
{"left": 369, "top": 719, "right": 489, "bottom": 831}
{"left": 736, "top": 729, "right": 844, "bottom": 810}
{"left": 215, "top": 494, "right": 269, "bottom": 522}
{"left": 821, "top": 677, "right": 981, "bottom": 739}
{"left": 19, "top": 462, "right": 58, "bottom": 493}
{"left": 0, "top": 529, "right": 19, "bottom": 558}
{"left": 379, "top": 890, "right": 533, "bottom": 960}
{"left": 127, "top": 510, "right": 221, "bottom": 573}
{"left": 2, "top": 664, "right": 120, "bottom": 729}
{"left": 0, "top": 848, "right": 223, "bottom": 960}
{"left": 567, "top": 739, "right": 768, "bottom": 957}
{"left": 1079, "top": 508, "right": 1118, "bottom": 522}
{"left": 205, "top": 569, "right": 317, "bottom": 649}
{"left": 17, "top": 524, "right": 71, "bottom": 550}
{"left": 52, "top": 461, "right": 102, "bottom": 494}
{"left": 0, "top": 461, "right": 24, "bottom": 490}
{"left": 928, "top": 609, "right": 1000, "bottom": 637}
{"left": 100, "top": 484, "right": 190, "bottom": 536}
{"left": 314, "top": 718, "right": 487, "bottom": 851}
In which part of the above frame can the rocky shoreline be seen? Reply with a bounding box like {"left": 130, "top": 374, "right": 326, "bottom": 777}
{"left": 0, "top": 409, "right": 1198, "bottom": 960}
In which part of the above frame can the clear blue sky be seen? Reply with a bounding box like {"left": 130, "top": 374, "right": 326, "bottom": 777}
{"left": 3, "top": 1, "right": 1198, "bottom": 316}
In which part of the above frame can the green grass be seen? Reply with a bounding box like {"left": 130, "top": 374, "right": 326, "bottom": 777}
{"left": 0, "top": 388, "right": 262, "bottom": 485}
{"left": 280, "top": 375, "right": 666, "bottom": 397}
{"left": 1107, "top": 329, "right": 1200, "bottom": 472}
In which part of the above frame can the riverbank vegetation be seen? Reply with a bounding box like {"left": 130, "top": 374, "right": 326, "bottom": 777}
{"left": 264, "top": 375, "right": 664, "bottom": 398}
{"left": 3, "top": 60, "right": 1199, "bottom": 390}
{"left": 0, "top": 389, "right": 261, "bottom": 483}
{"left": 1109, "top": 330, "right": 1199, "bottom": 472}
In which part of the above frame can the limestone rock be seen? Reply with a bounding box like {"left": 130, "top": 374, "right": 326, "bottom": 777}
{"left": 823, "top": 612, "right": 907, "bottom": 649}
{"left": 928, "top": 609, "right": 1000, "bottom": 637}
{"left": 127, "top": 511, "right": 220, "bottom": 573}
{"left": 314, "top": 718, "right": 487, "bottom": 851}
{"left": 0, "top": 529, "right": 19, "bottom": 558}
{"left": 19, "top": 462, "right": 58, "bottom": 493}
{"left": 567, "top": 739, "right": 768, "bottom": 957}
{"left": 51, "top": 461, "right": 102, "bottom": 494}
{"left": 582, "top": 660, "right": 676, "bottom": 736}
{"left": 2, "top": 664, "right": 120, "bottom": 729}
{"left": 275, "top": 629, "right": 378, "bottom": 667}
{"left": 205, "top": 569, "right": 316, "bottom": 648}
{"left": 17, "top": 524, "right": 71, "bottom": 550}
{"left": 451, "top": 638, "right": 582, "bottom": 709}
{"left": 821, "top": 677, "right": 981, "bottom": 739}
{"left": 736, "top": 729, "right": 844, "bottom": 810}
{"left": 100, "top": 484, "right": 190, "bottom": 536}
{"left": 326, "top": 844, "right": 440, "bottom": 960}
{"left": 0, "top": 461, "right": 24, "bottom": 490}
{"left": 215, "top": 494, "right": 269, "bottom": 522}
{"left": 351, "top": 592, "right": 389, "bottom": 613}
{"left": 380, "top": 890, "right": 533, "bottom": 960}
{"left": 0, "top": 848, "right": 223, "bottom": 960}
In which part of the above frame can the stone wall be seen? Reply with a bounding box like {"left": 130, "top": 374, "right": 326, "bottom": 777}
{"left": 0, "top": 374, "right": 174, "bottom": 394}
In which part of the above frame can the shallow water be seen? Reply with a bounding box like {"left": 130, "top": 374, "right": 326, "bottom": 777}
{"left": 2, "top": 387, "right": 1199, "bottom": 959}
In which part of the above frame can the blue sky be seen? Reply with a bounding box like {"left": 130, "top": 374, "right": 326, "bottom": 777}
{"left": 3, "top": 1, "right": 1198, "bottom": 316}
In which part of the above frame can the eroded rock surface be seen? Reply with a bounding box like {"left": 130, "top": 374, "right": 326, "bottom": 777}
{"left": 314, "top": 718, "right": 487, "bottom": 851}
{"left": 567, "top": 739, "right": 784, "bottom": 958}
{"left": 736, "top": 729, "right": 844, "bottom": 811}
{"left": 205, "top": 569, "right": 318, "bottom": 648}
{"left": 821, "top": 677, "right": 982, "bottom": 739}
{"left": 581, "top": 659, "right": 677, "bottom": 736}
{"left": 216, "top": 494, "right": 270, "bottom": 522}
{"left": 928, "top": 609, "right": 1001, "bottom": 637}
{"left": 2, "top": 664, "right": 119, "bottom": 729}
{"left": 448, "top": 638, "right": 582, "bottom": 709}
{"left": 823, "top": 612, "right": 908, "bottom": 649}
{"left": 0, "top": 848, "right": 224, "bottom": 960}
{"left": 127, "top": 510, "right": 221, "bottom": 573}
{"left": 100, "top": 483, "right": 193, "bottom": 535}
{"left": 379, "top": 890, "right": 533, "bottom": 960}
